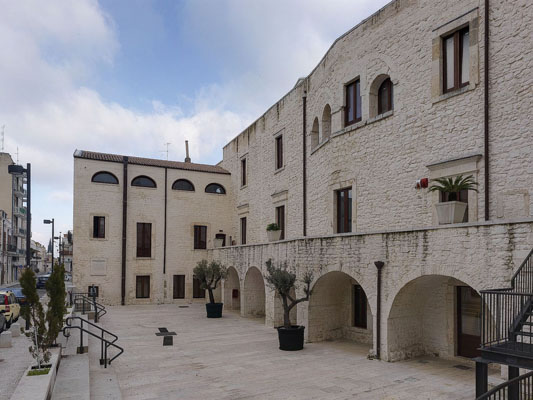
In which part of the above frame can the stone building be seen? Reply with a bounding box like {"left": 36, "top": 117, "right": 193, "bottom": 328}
{"left": 73, "top": 0, "right": 533, "bottom": 369}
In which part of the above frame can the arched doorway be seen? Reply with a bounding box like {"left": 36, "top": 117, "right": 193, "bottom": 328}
{"left": 308, "top": 271, "right": 373, "bottom": 345}
{"left": 243, "top": 267, "right": 265, "bottom": 318}
{"left": 386, "top": 275, "right": 481, "bottom": 362}
{"left": 223, "top": 267, "right": 240, "bottom": 311}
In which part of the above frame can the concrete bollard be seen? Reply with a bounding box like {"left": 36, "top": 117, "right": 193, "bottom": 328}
{"left": 0, "top": 331, "right": 12, "bottom": 348}
{"left": 10, "top": 322, "right": 21, "bottom": 337}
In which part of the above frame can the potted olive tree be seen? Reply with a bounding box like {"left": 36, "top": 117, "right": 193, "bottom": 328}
{"left": 266, "top": 223, "right": 281, "bottom": 242}
{"left": 265, "top": 259, "right": 313, "bottom": 351}
{"left": 429, "top": 175, "right": 478, "bottom": 224}
{"left": 193, "top": 260, "right": 227, "bottom": 318}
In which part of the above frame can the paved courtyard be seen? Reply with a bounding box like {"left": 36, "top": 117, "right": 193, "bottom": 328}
{"left": 100, "top": 303, "right": 498, "bottom": 400}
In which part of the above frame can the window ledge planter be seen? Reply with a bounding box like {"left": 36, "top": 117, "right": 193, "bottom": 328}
{"left": 267, "top": 230, "right": 282, "bottom": 242}
{"left": 435, "top": 201, "right": 467, "bottom": 224}
{"left": 213, "top": 238, "right": 224, "bottom": 248}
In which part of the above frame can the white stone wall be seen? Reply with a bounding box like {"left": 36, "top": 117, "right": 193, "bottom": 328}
{"left": 220, "top": 0, "right": 533, "bottom": 242}
{"left": 73, "top": 157, "right": 233, "bottom": 305}
{"left": 212, "top": 220, "right": 533, "bottom": 359}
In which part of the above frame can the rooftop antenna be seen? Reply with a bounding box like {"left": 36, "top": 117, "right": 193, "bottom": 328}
{"left": 16, "top": 146, "right": 19, "bottom": 164}
{"left": 184, "top": 140, "right": 191, "bottom": 163}
{"left": 1, "top": 125, "right": 4, "bottom": 152}
{"left": 162, "top": 142, "right": 171, "bottom": 160}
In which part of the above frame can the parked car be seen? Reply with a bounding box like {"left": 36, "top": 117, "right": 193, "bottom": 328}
{"left": 36, "top": 273, "right": 51, "bottom": 289}
{"left": 0, "top": 310, "right": 6, "bottom": 333}
{"left": 0, "top": 290, "right": 21, "bottom": 328}
{"left": 64, "top": 273, "right": 72, "bottom": 282}
{"left": 10, "top": 287, "right": 27, "bottom": 306}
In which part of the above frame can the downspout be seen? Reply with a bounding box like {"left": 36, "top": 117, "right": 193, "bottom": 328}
{"left": 484, "top": 0, "right": 490, "bottom": 221}
{"left": 121, "top": 156, "right": 128, "bottom": 306}
{"left": 302, "top": 88, "right": 307, "bottom": 237}
{"left": 163, "top": 167, "right": 167, "bottom": 275}
{"left": 374, "top": 261, "right": 384, "bottom": 359}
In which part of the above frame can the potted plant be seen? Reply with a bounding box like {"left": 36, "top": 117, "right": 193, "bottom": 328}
{"left": 265, "top": 259, "right": 313, "bottom": 351}
{"left": 193, "top": 260, "right": 227, "bottom": 318}
{"left": 429, "top": 174, "right": 478, "bottom": 224}
{"left": 213, "top": 237, "right": 224, "bottom": 248}
{"left": 266, "top": 223, "right": 282, "bottom": 242}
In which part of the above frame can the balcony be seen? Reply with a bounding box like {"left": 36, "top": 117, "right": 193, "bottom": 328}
{"left": 14, "top": 207, "right": 27, "bottom": 218}
{"left": 7, "top": 244, "right": 16, "bottom": 253}
{"left": 14, "top": 188, "right": 27, "bottom": 198}
{"left": 15, "top": 228, "right": 26, "bottom": 237}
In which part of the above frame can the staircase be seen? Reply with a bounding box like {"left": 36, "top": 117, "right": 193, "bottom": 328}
{"left": 52, "top": 297, "right": 123, "bottom": 399}
{"left": 476, "top": 248, "right": 533, "bottom": 399}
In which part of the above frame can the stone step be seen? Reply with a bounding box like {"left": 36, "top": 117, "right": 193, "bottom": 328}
{"left": 87, "top": 322, "right": 122, "bottom": 399}
{"left": 51, "top": 353, "right": 90, "bottom": 400}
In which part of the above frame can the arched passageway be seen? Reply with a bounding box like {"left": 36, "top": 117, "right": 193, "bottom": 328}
{"left": 243, "top": 267, "right": 265, "bottom": 318}
{"left": 386, "top": 275, "right": 481, "bottom": 362}
{"left": 308, "top": 271, "right": 373, "bottom": 345}
{"left": 223, "top": 267, "right": 240, "bottom": 311}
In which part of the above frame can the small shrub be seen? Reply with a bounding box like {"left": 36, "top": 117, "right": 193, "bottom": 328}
{"left": 193, "top": 260, "right": 227, "bottom": 304}
{"left": 28, "top": 368, "right": 50, "bottom": 376}
{"left": 266, "top": 223, "right": 280, "bottom": 231}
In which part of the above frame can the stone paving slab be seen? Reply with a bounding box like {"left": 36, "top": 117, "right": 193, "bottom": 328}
{"left": 0, "top": 319, "right": 32, "bottom": 400}
{"left": 100, "top": 304, "right": 499, "bottom": 400}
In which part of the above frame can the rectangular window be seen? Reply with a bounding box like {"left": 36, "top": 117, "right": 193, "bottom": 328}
{"left": 194, "top": 225, "right": 207, "bottom": 249}
{"left": 241, "top": 158, "right": 247, "bottom": 186}
{"left": 193, "top": 276, "right": 205, "bottom": 298}
{"left": 336, "top": 187, "right": 352, "bottom": 233}
{"left": 173, "top": 275, "right": 185, "bottom": 299}
{"left": 276, "top": 205, "right": 285, "bottom": 240}
{"left": 345, "top": 79, "right": 361, "bottom": 127}
{"left": 136, "top": 275, "right": 150, "bottom": 299}
{"left": 93, "top": 216, "right": 105, "bottom": 239}
{"left": 275, "top": 136, "right": 283, "bottom": 169}
{"left": 240, "top": 217, "right": 247, "bottom": 245}
{"left": 136, "top": 223, "right": 152, "bottom": 257}
{"left": 443, "top": 27, "right": 469, "bottom": 93}
{"left": 353, "top": 285, "right": 368, "bottom": 329}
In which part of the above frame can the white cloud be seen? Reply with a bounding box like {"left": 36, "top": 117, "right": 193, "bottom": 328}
{"left": 0, "top": 0, "right": 390, "bottom": 244}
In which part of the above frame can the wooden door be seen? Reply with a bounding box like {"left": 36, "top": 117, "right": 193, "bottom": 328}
{"left": 457, "top": 286, "right": 481, "bottom": 358}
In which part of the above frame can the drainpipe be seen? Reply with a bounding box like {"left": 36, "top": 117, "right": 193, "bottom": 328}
{"left": 484, "top": 0, "right": 490, "bottom": 221}
{"left": 374, "top": 261, "right": 384, "bottom": 359}
{"left": 163, "top": 167, "right": 167, "bottom": 275}
{"left": 121, "top": 156, "right": 128, "bottom": 306}
{"left": 302, "top": 89, "right": 307, "bottom": 236}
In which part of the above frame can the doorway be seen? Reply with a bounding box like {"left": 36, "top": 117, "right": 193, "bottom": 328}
{"left": 457, "top": 286, "right": 481, "bottom": 358}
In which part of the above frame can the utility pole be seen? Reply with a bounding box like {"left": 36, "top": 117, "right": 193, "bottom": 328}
{"left": 163, "top": 143, "right": 171, "bottom": 160}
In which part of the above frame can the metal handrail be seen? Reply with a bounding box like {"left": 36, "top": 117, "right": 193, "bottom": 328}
{"left": 511, "top": 248, "right": 533, "bottom": 288}
{"left": 74, "top": 294, "right": 107, "bottom": 321}
{"left": 476, "top": 370, "right": 533, "bottom": 399}
{"left": 62, "top": 316, "right": 123, "bottom": 367}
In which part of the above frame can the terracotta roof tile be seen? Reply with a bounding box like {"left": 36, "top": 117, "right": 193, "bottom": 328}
{"left": 74, "top": 150, "right": 230, "bottom": 175}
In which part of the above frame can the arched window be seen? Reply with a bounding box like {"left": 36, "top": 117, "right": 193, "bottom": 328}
{"left": 377, "top": 78, "right": 393, "bottom": 115}
{"left": 311, "top": 117, "right": 319, "bottom": 149}
{"left": 91, "top": 171, "right": 118, "bottom": 184}
{"left": 131, "top": 175, "right": 157, "bottom": 188}
{"left": 172, "top": 179, "right": 195, "bottom": 191}
{"left": 205, "top": 183, "right": 226, "bottom": 194}
{"left": 321, "top": 104, "right": 331, "bottom": 140}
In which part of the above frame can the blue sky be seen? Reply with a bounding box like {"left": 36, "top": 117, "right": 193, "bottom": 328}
{"left": 0, "top": 0, "right": 390, "bottom": 247}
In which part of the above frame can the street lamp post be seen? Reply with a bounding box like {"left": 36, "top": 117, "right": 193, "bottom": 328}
{"left": 44, "top": 218, "right": 54, "bottom": 272}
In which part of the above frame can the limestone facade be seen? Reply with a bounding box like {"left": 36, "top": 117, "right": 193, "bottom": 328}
{"left": 73, "top": 0, "right": 533, "bottom": 362}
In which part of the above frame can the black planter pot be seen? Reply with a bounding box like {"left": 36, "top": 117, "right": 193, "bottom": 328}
{"left": 277, "top": 325, "right": 305, "bottom": 351}
{"left": 205, "top": 302, "right": 223, "bottom": 318}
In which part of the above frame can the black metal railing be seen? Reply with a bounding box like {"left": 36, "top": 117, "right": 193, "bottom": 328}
{"left": 62, "top": 316, "right": 123, "bottom": 368}
{"left": 73, "top": 294, "right": 107, "bottom": 322}
{"left": 477, "top": 370, "right": 533, "bottom": 399}
{"left": 480, "top": 249, "right": 533, "bottom": 357}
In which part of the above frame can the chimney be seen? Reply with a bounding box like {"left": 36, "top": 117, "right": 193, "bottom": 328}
{"left": 184, "top": 140, "right": 191, "bottom": 163}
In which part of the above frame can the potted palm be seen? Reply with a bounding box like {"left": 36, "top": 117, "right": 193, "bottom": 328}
{"left": 429, "top": 175, "right": 478, "bottom": 224}
{"left": 266, "top": 223, "right": 282, "bottom": 242}
{"left": 193, "top": 260, "right": 227, "bottom": 318}
{"left": 265, "top": 259, "right": 313, "bottom": 351}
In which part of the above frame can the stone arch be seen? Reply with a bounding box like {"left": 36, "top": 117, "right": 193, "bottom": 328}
{"left": 369, "top": 74, "right": 393, "bottom": 118}
{"left": 385, "top": 274, "right": 481, "bottom": 362}
{"left": 243, "top": 266, "right": 265, "bottom": 318}
{"left": 321, "top": 104, "right": 331, "bottom": 141}
{"left": 223, "top": 266, "right": 240, "bottom": 311}
{"left": 310, "top": 117, "right": 319, "bottom": 149}
{"left": 308, "top": 271, "right": 373, "bottom": 345}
